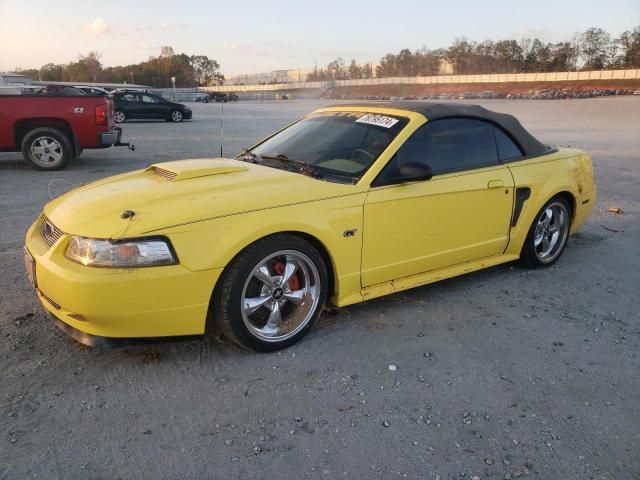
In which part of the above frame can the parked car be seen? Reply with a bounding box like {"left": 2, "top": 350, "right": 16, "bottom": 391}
{"left": 38, "top": 84, "right": 86, "bottom": 96}
{"left": 25, "top": 102, "right": 595, "bottom": 350}
{"left": 111, "top": 91, "right": 192, "bottom": 123}
{"left": 74, "top": 85, "right": 109, "bottom": 95}
{"left": 203, "top": 92, "right": 239, "bottom": 103}
{"left": 114, "top": 87, "right": 148, "bottom": 93}
{"left": 0, "top": 93, "right": 133, "bottom": 170}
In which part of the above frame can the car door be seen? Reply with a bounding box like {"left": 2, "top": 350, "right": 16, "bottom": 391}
{"left": 119, "top": 93, "right": 141, "bottom": 118}
{"left": 139, "top": 94, "right": 167, "bottom": 119}
{"left": 361, "top": 118, "right": 515, "bottom": 287}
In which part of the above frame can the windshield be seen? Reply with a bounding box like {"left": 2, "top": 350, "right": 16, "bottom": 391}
{"left": 242, "top": 111, "right": 407, "bottom": 183}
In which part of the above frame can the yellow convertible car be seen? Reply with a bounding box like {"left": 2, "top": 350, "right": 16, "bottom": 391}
{"left": 24, "top": 103, "right": 595, "bottom": 350}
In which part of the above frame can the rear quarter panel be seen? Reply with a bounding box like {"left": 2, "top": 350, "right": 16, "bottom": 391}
{"left": 505, "top": 147, "right": 595, "bottom": 256}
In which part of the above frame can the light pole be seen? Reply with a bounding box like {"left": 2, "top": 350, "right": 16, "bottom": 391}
{"left": 171, "top": 76, "right": 176, "bottom": 100}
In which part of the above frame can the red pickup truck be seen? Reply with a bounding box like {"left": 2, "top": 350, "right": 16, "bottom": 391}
{"left": 0, "top": 94, "right": 133, "bottom": 170}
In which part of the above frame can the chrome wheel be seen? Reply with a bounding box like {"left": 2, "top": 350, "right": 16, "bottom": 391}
{"left": 114, "top": 111, "right": 125, "bottom": 123}
{"left": 241, "top": 250, "right": 321, "bottom": 342}
{"left": 171, "top": 110, "right": 183, "bottom": 122}
{"left": 30, "top": 136, "right": 62, "bottom": 167}
{"left": 533, "top": 201, "right": 569, "bottom": 263}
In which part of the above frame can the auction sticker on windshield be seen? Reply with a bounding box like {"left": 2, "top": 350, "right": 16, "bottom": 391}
{"left": 356, "top": 114, "right": 399, "bottom": 128}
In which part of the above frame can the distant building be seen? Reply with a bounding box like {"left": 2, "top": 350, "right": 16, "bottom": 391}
{"left": 0, "top": 72, "right": 32, "bottom": 86}
{"left": 438, "top": 58, "right": 455, "bottom": 75}
{"left": 226, "top": 68, "right": 313, "bottom": 86}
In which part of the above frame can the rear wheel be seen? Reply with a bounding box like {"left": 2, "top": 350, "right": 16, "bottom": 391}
{"left": 212, "top": 234, "right": 328, "bottom": 351}
{"left": 521, "top": 196, "right": 572, "bottom": 268}
{"left": 21, "top": 127, "right": 72, "bottom": 171}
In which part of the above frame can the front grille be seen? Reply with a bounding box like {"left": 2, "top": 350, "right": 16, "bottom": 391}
{"left": 40, "top": 218, "right": 64, "bottom": 247}
{"left": 151, "top": 166, "right": 178, "bottom": 181}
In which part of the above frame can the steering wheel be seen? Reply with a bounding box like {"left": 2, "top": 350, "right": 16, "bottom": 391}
{"left": 351, "top": 148, "right": 375, "bottom": 164}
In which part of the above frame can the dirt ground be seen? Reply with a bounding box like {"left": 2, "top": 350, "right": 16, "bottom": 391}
{"left": 0, "top": 97, "right": 638, "bottom": 480}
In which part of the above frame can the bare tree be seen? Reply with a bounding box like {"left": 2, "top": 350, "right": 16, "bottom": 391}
{"left": 617, "top": 27, "right": 640, "bottom": 68}
{"left": 580, "top": 28, "right": 611, "bottom": 70}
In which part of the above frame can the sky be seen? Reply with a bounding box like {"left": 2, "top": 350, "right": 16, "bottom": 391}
{"left": 0, "top": 0, "right": 638, "bottom": 76}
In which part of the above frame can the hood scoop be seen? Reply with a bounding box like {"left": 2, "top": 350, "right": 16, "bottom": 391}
{"left": 147, "top": 158, "right": 249, "bottom": 182}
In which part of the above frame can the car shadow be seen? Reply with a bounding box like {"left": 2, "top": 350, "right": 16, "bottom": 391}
{"left": 0, "top": 157, "right": 32, "bottom": 170}
{"left": 118, "top": 120, "right": 193, "bottom": 124}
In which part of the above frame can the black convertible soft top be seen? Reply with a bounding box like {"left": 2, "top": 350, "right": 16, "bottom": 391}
{"left": 337, "top": 102, "right": 549, "bottom": 157}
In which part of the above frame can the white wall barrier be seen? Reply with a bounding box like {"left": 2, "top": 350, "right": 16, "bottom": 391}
{"left": 202, "top": 69, "right": 640, "bottom": 92}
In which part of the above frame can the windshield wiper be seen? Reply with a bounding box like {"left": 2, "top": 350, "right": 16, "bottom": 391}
{"left": 259, "top": 153, "right": 323, "bottom": 179}
{"left": 237, "top": 148, "right": 257, "bottom": 162}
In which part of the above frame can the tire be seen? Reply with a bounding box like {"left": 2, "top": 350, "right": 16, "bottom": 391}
{"left": 21, "top": 127, "right": 72, "bottom": 171}
{"left": 212, "top": 234, "right": 328, "bottom": 352}
{"left": 170, "top": 110, "right": 184, "bottom": 122}
{"left": 521, "top": 195, "right": 572, "bottom": 268}
{"left": 114, "top": 110, "right": 126, "bottom": 123}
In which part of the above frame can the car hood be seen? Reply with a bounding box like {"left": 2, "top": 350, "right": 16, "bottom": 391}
{"left": 44, "top": 158, "right": 359, "bottom": 239}
{"left": 168, "top": 101, "right": 189, "bottom": 109}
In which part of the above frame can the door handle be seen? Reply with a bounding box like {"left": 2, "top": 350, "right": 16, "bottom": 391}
{"left": 487, "top": 180, "right": 505, "bottom": 189}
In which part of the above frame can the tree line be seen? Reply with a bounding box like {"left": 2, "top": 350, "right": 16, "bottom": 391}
{"left": 308, "top": 26, "right": 640, "bottom": 81}
{"left": 13, "top": 26, "right": 640, "bottom": 86}
{"left": 15, "top": 47, "right": 223, "bottom": 87}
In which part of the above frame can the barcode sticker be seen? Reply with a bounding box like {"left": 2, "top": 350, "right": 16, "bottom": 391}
{"left": 356, "top": 114, "right": 399, "bottom": 128}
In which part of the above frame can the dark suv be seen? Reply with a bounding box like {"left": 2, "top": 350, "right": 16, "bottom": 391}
{"left": 203, "top": 92, "right": 239, "bottom": 103}
{"left": 111, "top": 91, "right": 192, "bottom": 123}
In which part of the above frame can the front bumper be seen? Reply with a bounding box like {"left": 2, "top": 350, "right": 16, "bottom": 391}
{"left": 25, "top": 217, "right": 222, "bottom": 343}
{"left": 183, "top": 109, "right": 193, "bottom": 120}
{"left": 46, "top": 311, "right": 201, "bottom": 347}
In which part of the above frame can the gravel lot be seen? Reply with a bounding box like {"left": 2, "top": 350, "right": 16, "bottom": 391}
{"left": 1, "top": 98, "right": 639, "bottom": 480}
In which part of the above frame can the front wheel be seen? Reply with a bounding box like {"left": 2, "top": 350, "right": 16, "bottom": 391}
{"left": 212, "top": 234, "right": 328, "bottom": 351}
{"left": 521, "top": 196, "right": 572, "bottom": 268}
{"left": 170, "top": 110, "right": 184, "bottom": 122}
{"left": 114, "top": 110, "right": 126, "bottom": 123}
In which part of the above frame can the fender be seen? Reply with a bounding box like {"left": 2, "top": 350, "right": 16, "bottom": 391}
{"left": 162, "top": 192, "right": 368, "bottom": 301}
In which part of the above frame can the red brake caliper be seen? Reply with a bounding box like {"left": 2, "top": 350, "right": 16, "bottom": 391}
{"left": 274, "top": 260, "right": 300, "bottom": 291}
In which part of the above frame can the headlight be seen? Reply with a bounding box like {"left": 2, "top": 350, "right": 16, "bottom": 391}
{"left": 65, "top": 236, "right": 177, "bottom": 267}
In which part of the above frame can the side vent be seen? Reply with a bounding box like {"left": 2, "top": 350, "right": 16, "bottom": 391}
{"left": 151, "top": 166, "right": 178, "bottom": 181}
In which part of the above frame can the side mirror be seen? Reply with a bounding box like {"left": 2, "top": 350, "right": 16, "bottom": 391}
{"left": 398, "top": 162, "right": 433, "bottom": 182}
{"left": 378, "top": 162, "right": 433, "bottom": 186}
